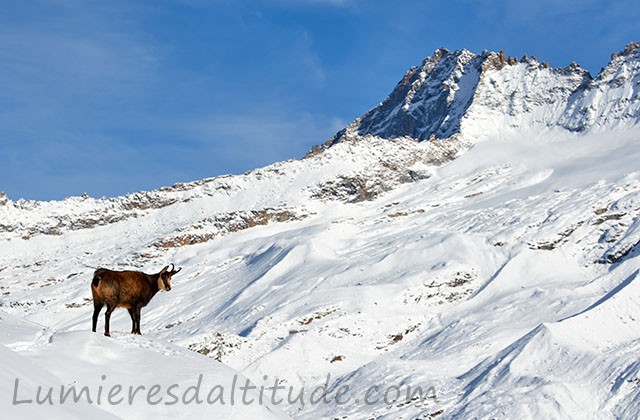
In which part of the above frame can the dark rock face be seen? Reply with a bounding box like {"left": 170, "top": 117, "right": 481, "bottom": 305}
{"left": 353, "top": 49, "right": 483, "bottom": 142}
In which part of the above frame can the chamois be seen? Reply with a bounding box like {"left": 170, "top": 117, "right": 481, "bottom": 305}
{"left": 91, "top": 264, "right": 182, "bottom": 336}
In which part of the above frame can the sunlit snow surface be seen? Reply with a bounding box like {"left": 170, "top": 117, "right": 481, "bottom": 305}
{"left": 1, "top": 123, "right": 639, "bottom": 419}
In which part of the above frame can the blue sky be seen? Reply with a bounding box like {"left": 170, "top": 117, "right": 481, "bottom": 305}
{"left": 1, "top": 0, "right": 638, "bottom": 200}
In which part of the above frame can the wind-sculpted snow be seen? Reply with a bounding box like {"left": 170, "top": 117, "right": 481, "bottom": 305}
{"left": 1, "top": 43, "right": 640, "bottom": 419}
{"left": 0, "top": 313, "right": 288, "bottom": 419}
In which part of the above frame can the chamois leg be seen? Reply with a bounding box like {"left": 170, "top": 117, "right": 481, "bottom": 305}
{"left": 134, "top": 306, "right": 142, "bottom": 335}
{"left": 127, "top": 308, "right": 136, "bottom": 334}
{"left": 104, "top": 305, "right": 115, "bottom": 337}
{"left": 92, "top": 302, "right": 104, "bottom": 333}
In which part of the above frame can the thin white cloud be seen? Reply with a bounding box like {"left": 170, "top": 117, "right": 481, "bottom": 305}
{"left": 0, "top": 1, "right": 160, "bottom": 120}
{"left": 294, "top": 31, "right": 327, "bottom": 83}
{"left": 304, "top": 0, "right": 351, "bottom": 5}
{"left": 270, "top": 0, "right": 356, "bottom": 8}
{"left": 185, "top": 111, "right": 345, "bottom": 161}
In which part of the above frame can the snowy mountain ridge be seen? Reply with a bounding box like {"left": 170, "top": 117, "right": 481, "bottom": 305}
{"left": 1, "top": 43, "right": 640, "bottom": 420}
{"left": 315, "top": 41, "right": 640, "bottom": 152}
{"left": 3, "top": 43, "right": 639, "bottom": 239}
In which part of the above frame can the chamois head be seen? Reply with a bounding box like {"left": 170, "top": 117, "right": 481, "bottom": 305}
{"left": 158, "top": 263, "right": 181, "bottom": 291}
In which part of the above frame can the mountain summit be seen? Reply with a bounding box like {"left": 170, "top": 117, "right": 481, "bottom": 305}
{"left": 311, "top": 42, "right": 640, "bottom": 155}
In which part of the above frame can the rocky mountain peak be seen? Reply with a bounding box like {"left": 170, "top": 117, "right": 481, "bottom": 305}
{"left": 618, "top": 41, "right": 640, "bottom": 57}
{"left": 309, "top": 42, "right": 639, "bottom": 156}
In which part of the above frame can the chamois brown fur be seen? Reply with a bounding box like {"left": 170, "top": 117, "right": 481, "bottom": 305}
{"left": 91, "top": 264, "right": 181, "bottom": 336}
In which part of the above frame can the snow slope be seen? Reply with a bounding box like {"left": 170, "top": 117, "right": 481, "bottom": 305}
{"left": 1, "top": 43, "right": 639, "bottom": 419}
{"left": 0, "top": 312, "right": 287, "bottom": 419}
